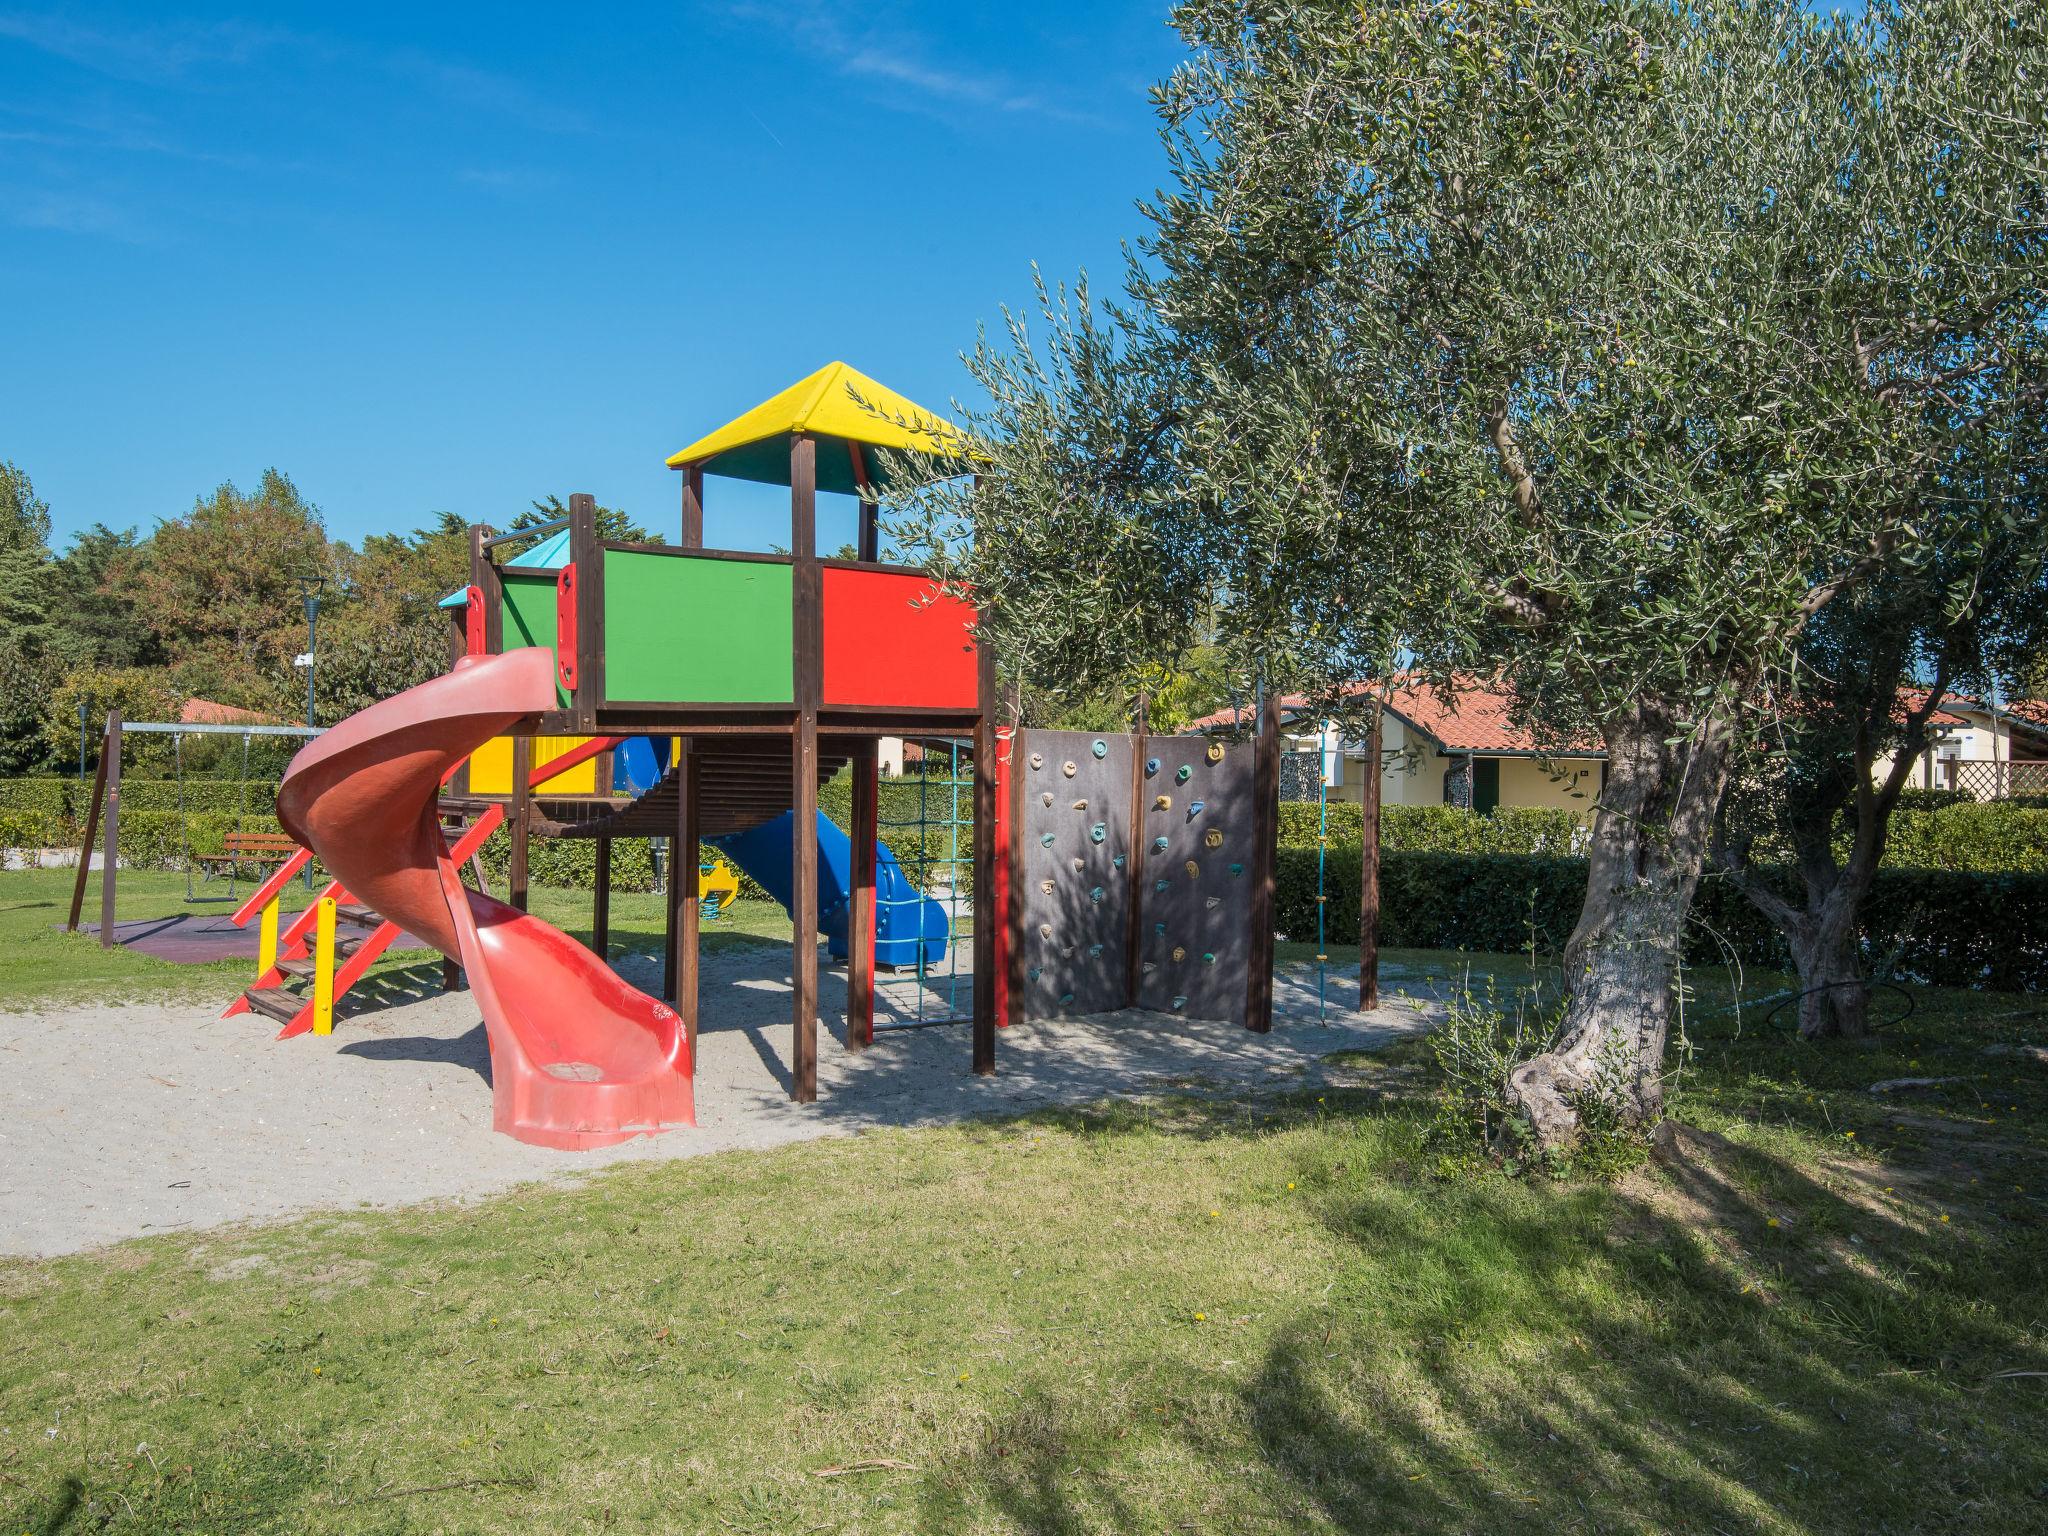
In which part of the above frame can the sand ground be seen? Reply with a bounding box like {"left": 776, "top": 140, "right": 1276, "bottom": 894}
{"left": 0, "top": 945, "right": 1440, "bottom": 1258}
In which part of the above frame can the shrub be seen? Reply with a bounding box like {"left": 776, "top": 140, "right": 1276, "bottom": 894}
{"left": 1894, "top": 786, "right": 1973, "bottom": 813}
{"left": 1279, "top": 845, "right": 2048, "bottom": 992}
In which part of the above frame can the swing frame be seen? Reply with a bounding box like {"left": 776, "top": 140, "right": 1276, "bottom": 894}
{"left": 64, "top": 716, "right": 323, "bottom": 946}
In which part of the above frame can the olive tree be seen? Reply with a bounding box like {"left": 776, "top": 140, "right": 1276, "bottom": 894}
{"left": 890, "top": 0, "right": 2045, "bottom": 1148}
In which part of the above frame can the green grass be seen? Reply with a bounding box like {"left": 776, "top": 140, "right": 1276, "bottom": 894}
{"left": 2, "top": 947, "right": 2043, "bottom": 1532}
{"left": 0, "top": 867, "right": 793, "bottom": 1012}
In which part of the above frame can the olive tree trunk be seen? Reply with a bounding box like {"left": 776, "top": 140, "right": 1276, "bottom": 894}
{"left": 1508, "top": 701, "right": 1737, "bottom": 1150}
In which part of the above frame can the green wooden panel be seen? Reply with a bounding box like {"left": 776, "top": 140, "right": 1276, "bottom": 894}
{"left": 602, "top": 551, "right": 794, "bottom": 704}
{"left": 500, "top": 572, "right": 569, "bottom": 707}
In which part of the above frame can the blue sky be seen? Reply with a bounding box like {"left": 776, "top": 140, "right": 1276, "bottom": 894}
{"left": 1, "top": 3, "right": 1181, "bottom": 554}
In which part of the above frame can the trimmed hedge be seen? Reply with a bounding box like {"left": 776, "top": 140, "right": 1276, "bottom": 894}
{"left": 1277, "top": 845, "right": 2048, "bottom": 992}
{"left": 1279, "top": 801, "right": 1588, "bottom": 855}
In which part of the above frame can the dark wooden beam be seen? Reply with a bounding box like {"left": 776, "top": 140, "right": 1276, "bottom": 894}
{"left": 1245, "top": 690, "right": 1281, "bottom": 1032}
{"left": 971, "top": 635, "right": 997, "bottom": 1075}
{"left": 1124, "top": 692, "right": 1149, "bottom": 1008}
{"left": 593, "top": 835, "right": 612, "bottom": 962}
{"left": 681, "top": 463, "right": 704, "bottom": 549}
{"left": 791, "top": 551, "right": 823, "bottom": 1102}
{"left": 791, "top": 713, "right": 820, "bottom": 1100}
{"left": 677, "top": 743, "right": 701, "bottom": 1067}
{"left": 1001, "top": 722, "right": 1026, "bottom": 1030}
{"left": 1359, "top": 697, "right": 1384, "bottom": 1012}
{"left": 790, "top": 433, "right": 817, "bottom": 560}
{"left": 568, "top": 493, "right": 603, "bottom": 732}
{"left": 508, "top": 736, "right": 532, "bottom": 912}
{"left": 847, "top": 740, "right": 877, "bottom": 1049}
{"left": 98, "top": 711, "right": 122, "bottom": 949}
{"left": 66, "top": 722, "right": 111, "bottom": 934}
{"left": 469, "top": 523, "right": 503, "bottom": 653}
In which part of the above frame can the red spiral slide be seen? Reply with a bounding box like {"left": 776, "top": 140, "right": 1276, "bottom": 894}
{"left": 275, "top": 647, "right": 693, "bottom": 1149}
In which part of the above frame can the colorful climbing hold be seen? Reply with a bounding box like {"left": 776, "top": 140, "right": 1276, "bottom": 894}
{"left": 1205, "top": 828, "right": 1224, "bottom": 848}
{"left": 1202, "top": 952, "right": 1216, "bottom": 965}
{"left": 1038, "top": 923, "right": 1053, "bottom": 940}
{"left": 1028, "top": 966, "right": 1042, "bottom": 981}
{"left": 1091, "top": 739, "right": 1108, "bottom": 758}
{"left": 1072, "top": 857, "right": 1086, "bottom": 873}
{"left": 1029, "top": 752, "right": 1044, "bottom": 770}
{"left": 1145, "top": 757, "right": 1161, "bottom": 775}
{"left": 1172, "top": 946, "right": 1186, "bottom": 962}
{"left": 1187, "top": 799, "right": 1205, "bottom": 820}
{"left": 1172, "top": 995, "right": 1188, "bottom": 1011}
{"left": 1229, "top": 862, "right": 1245, "bottom": 876}
{"left": 1175, "top": 764, "right": 1192, "bottom": 783}
{"left": 1112, "top": 854, "right": 1126, "bottom": 868}
{"left": 1041, "top": 791, "right": 1054, "bottom": 808}
{"left": 1090, "top": 885, "right": 1106, "bottom": 903}
{"left": 1039, "top": 879, "right": 1055, "bottom": 895}
{"left": 1040, "top": 832, "right": 1055, "bottom": 847}
{"left": 1072, "top": 798, "right": 1088, "bottom": 811}
{"left": 1154, "top": 793, "right": 1172, "bottom": 811}
{"left": 1155, "top": 921, "right": 1167, "bottom": 935}
{"left": 1152, "top": 836, "right": 1170, "bottom": 853}
{"left": 1090, "top": 822, "right": 1106, "bottom": 844}
{"left": 1155, "top": 878, "right": 1170, "bottom": 892}
{"left": 1184, "top": 860, "right": 1200, "bottom": 878}
{"left": 1088, "top": 942, "right": 1104, "bottom": 957}
{"left": 1059, "top": 992, "right": 1075, "bottom": 1007}
{"left": 1062, "top": 760, "right": 1078, "bottom": 777}
{"left": 1206, "top": 742, "right": 1224, "bottom": 762}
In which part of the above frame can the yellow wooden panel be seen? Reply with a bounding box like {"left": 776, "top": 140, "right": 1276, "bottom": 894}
{"left": 466, "top": 735, "right": 597, "bottom": 795}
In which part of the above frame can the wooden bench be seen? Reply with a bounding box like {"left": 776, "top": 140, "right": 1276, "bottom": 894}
{"left": 195, "top": 831, "right": 303, "bottom": 881}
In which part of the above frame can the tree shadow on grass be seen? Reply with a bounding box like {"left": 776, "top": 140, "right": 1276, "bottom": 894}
{"left": 925, "top": 1108, "right": 2048, "bottom": 1535}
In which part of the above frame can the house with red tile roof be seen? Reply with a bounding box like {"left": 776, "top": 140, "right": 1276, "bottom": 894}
{"left": 1885, "top": 689, "right": 2048, "bottom": 799}
{"left": 1188, "top": 677, "right": 1606, "bottom": 813}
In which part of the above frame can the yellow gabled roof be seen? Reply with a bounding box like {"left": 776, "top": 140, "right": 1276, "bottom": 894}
{"left": 664, "top": 361, "right": 972, "bottom": 494}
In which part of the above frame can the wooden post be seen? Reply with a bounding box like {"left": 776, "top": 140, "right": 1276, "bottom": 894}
{"left": 1359, "top": 696, "right": 1384, "bottom": 1012}
{"left": 681, "top": 463, "right": 704, "bottom": 549}
{"left": 99, "top": 710, "right": 122, "bottom": 949}
{"left": 1124, "top": 692, "right": 1149, "bottom": 1008}
{"left": 790, "top": 433, "right": 817, "bottom": 560}
{"left": 791, "top": 712, "right": 820, "bottom": 1101}
{"left": 568, "top": 493, "right": 603, "bottom": 732}
{"left": 676, "top": 746, "right": 701, "bottom": 1067}
{"left": 65, "top": 723, "right": 112, "bottom": 933}
{"left": 509, "top": 736, "right": 531, "bottom": 912}
{"left": 971, "top": 640, "right": 998, "bottom": 1075}
{"left": 468, "top": 523, "right": 503, "bottom": 653}
{"left": 847, "top": 740, "right": 878, "bottom": 1049}
{"left": 790, "top": 440, "right": 823, "bottom": 1096}
{"left": 593, "top": 835, "right": 612, "bottom": 961}
{"left": 1245, "top": 691, "right": 1281, "bottom": 1032}
{"left": 991, "top": 724, "right": 1024, "bottom": 1028}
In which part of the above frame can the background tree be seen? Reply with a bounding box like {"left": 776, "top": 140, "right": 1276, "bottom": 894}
{"left": 890, "top": 0, "right": 2045, "bottom": 1150}
{"left": 512, "top": 495, "right": 650, "bottom": 544}
{"left": 43, "top": 524, "right": 162, "bottom": 670}
{"left": 138, "top": 469, "right": 338, "bottom": 705}
{"left": 0, "top": 460, "right": 53, "bottom": 650}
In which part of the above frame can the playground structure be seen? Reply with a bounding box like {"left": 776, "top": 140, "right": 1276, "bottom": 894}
{"left": 62, "top": 362, "right": 1324, "bottom": 1149}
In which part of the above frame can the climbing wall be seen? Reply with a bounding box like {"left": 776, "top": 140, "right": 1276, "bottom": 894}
{"left": 1133, "top": 735, "right": 1256, "bottom": 1023}
{"left": 1013, "top": 729, "right": 1134, "bottom": 1017}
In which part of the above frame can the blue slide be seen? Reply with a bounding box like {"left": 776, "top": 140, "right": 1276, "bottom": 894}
{"left": 614, "top": 739, "right": 949, "bottom": 968}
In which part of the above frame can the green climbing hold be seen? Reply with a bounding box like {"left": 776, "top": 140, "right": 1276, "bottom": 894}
{"left": 1091, "top": 739, "right": 1108, "bottom": 758}
{"left": 1175, "top": 764, "right": 1191, "bottom": 783}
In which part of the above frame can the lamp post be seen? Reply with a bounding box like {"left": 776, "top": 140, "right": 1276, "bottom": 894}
{"left": 297, "top": 578, "right": 323, "bottom": 730}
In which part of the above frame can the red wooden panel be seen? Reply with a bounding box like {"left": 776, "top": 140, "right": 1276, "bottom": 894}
{"left": 821, "top": 568, "right": 979, "bottom": 709}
